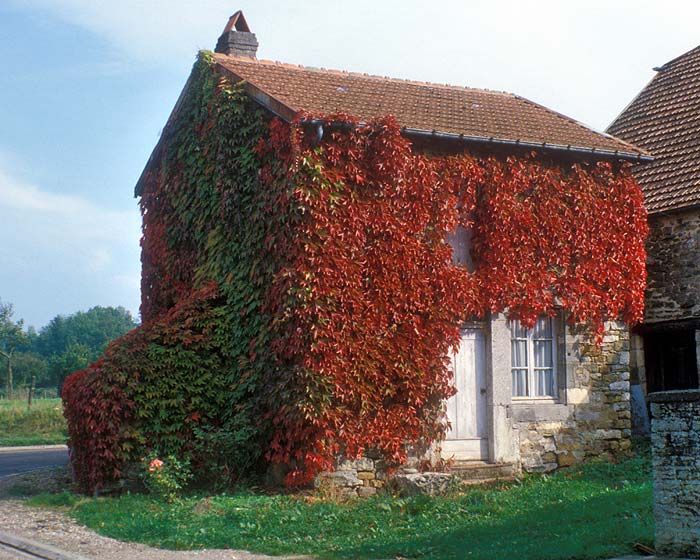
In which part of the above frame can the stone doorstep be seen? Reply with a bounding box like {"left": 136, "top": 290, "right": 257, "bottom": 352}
{"left": 0, "top": 530, "right": 90, "bottom": 560}
{"left": 447, "top": 461, "right": 517, "bottom": 481}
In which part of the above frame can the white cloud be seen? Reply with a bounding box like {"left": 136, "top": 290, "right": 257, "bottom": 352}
{"left": 0, "top": 166, "right": 140, "bottom": 244}
{"left": 86, "top": 247, "right": 112, "bottom": 272}
{"left": 0, "top": 160, "right": 142, "bottom": 326}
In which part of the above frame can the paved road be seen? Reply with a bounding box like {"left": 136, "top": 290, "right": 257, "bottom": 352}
{"left": 0, "top": 447, "right": 68, "bottom": 478}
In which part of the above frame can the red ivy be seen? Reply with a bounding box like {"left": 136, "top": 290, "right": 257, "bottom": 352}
{"left": 62, "top": 283, "right": 224, "bottom": 493}
{"left": 257, "top": 115, "right": 647, "bottom": 484}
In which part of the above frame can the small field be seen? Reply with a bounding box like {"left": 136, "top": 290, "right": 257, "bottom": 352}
{"left": 28, "top": 454, "right": 653, "bottom": 560}
{"left": 0, "top": 398, "right": 67, "bottom": 446}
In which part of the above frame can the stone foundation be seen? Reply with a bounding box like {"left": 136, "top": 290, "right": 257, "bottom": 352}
{"left": 515, "top": 321, "right": 632, "bottom": 472}
{"left": 649, "top": 389, "right": 700, "bottom": 558}
{"left": 315, "top": 457, "right": 387, "bottom": 498}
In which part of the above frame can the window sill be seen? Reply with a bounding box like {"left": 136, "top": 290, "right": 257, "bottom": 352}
{"left": 510, "top": 400, "right": 571, "bottom": 423}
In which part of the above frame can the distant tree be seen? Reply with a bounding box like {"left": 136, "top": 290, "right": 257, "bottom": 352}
{"left": 23, "top": 325, "right": 39, "bottom": 352}
{"left": 0, "top": 300, "right": 28, "bottom": 399}
{"left": 48, "top": 343, "right": 91, "bottom": 393}
{"left": 11, "top": 352, "right": 49, "bottom": 388}
{"left": 37, "top": 306, "right": 137, "bottom": 391}
{"left": 38, "top": 306, "right": 137, "bottom": 358}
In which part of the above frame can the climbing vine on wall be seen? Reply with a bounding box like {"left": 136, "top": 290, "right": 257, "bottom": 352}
{"left": 257, "top": 115, "right": 647, "bottom": 484}
{"left": 63, "top": 51, "right": 647, "bottom": 493}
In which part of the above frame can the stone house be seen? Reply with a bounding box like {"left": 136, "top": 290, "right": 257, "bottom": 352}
{"left": 128, "top": 12, "right": 650, "bottom": 487}
{"left": 608, "top": 46, "right": 700, "bottom": 430}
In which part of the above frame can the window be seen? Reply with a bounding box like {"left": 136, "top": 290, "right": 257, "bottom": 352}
{"left": 510, "top": 316, "right": 557, "bottom": 398}
{"left": 643, "top": 328, "right": 699, "bottom": 392}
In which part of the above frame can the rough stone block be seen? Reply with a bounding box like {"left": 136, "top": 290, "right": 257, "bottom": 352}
{"left": 609, "top": 380, "right": 630, "bottom": 392}
{"left": 337, "top": 457, "right": 374, "bottom": 472}
{"left": 594, "top": 429, "right": 622, "bottom": 440}
{"left": 316, "top": 470, "right": 362, "bottom": 488}
{"left": 557, "top": 452, "right": 576, "bottom": 467}
{"left": 357, "top": 486, "right": 377, "bottom": 497}
{"left": 390, "top": 472, "right": 455, "bottom": 496}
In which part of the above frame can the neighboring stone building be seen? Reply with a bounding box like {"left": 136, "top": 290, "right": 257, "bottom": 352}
{"left": 649, "top": 390, "right": 700, "bottom": 558}
{"left": 608, "top": 47, "right": 700, "bottom": 422}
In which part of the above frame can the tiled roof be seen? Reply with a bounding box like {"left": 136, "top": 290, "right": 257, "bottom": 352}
{"left": 608, "top": 46, "right": 700, "bottom": 214}
{"left": 214, "top": 53, "right": 647, "bottom": 161}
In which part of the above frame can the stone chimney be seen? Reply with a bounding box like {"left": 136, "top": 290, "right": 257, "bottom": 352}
{"left": 214, "top": 11, "right": 258, "bottom": 58}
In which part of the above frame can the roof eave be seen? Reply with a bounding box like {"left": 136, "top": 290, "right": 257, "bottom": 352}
{"left": 400, "top": 127, "right": 653, "bottom": 163}
{"left": 296, "top": 118, "right": 653, "bottom": 163}
{"left": 134, "top": 73, "right": 196, "bottom": 197}
{"left": 647, "top": 200, "right": 700, "bottom": 217}
{"left": 217, "top": 63, "right": 297, "bottom": 121}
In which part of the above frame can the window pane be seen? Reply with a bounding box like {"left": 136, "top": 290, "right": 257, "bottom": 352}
{"left": 534, "top": 316, "right": 552, "bottom": 338}
{"left": 533, "top": 340, "right": 552, "bottom": 368}
{"left": 509, "top": 319, "right": 528, "bottom": 339}
{"left": 512, "top": 369, "right": 528, "bottom": 397}
{"left": 535, "top": 369, "right": 555, "bottom": 397}
{"left": 511, "top": 340, "right": 528, "bottom": 367}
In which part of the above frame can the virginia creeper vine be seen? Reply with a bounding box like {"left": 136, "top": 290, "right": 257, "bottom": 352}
{"left": 63, "top": 51, "right": 647, "bottom": 492}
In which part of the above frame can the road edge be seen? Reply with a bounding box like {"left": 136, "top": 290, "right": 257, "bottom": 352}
{"left": 0, "top": 445, "right": 68, "bottom": 454}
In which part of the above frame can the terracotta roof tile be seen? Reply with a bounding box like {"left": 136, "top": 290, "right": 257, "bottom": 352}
{"left": 608, "top": 46, "right": 700, "bottom": 214}
{"left": 214, "top": 53, "right": 646, "bottom": 160}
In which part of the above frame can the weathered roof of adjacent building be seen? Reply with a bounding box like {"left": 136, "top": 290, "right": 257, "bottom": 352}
{"left": 608, "top": 46, "right": 700, "bottom": 214}
{"left": 214, "top": 53, "right": 648, "bottom": 162}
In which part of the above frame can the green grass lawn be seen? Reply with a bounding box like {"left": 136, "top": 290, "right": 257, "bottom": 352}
{"left": 0, "top": 398, "right": 67, "bottom": 446}
{"left": 29, "top": 454, "right": 653, "bottom": 560}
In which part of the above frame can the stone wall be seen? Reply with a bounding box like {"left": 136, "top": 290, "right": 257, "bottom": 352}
{"left": 645, "top": 208, "right": 700, "bottom": 324}
{"left": 649, "top": 389, "right": 700, "bottom": 558}
{"left": 514, "top": 321, "right": 632, "bottom": 472}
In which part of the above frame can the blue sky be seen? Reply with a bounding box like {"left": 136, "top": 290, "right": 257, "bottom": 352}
{"left": 2, "top": 0, "right": 700, "bottom": 329}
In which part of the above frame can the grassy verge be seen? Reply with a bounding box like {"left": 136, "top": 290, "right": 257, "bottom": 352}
{"left": 0, "top": 398, "right": 67, "bottom": 446}
{"left": 28, "top": 454, "right": 653, "bottom": 560}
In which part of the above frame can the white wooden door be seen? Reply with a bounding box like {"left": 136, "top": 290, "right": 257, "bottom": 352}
{"left": 443, "top": 328, "right": 488, "bottom": 460}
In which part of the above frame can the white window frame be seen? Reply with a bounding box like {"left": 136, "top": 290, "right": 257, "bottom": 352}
{"left": 509, "top": 316, "right": 558, "bottom": 401}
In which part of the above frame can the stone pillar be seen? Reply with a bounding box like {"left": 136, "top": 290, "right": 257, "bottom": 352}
{"left": 487, "top": 313, "right": 518, "bottom": 464}
{"left": 649, "top": 389, "right": 700, "bottom": 559}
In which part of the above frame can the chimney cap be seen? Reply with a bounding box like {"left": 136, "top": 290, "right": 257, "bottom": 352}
{"left": 222, "top": 10, "right": 251, "bottom": 34}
